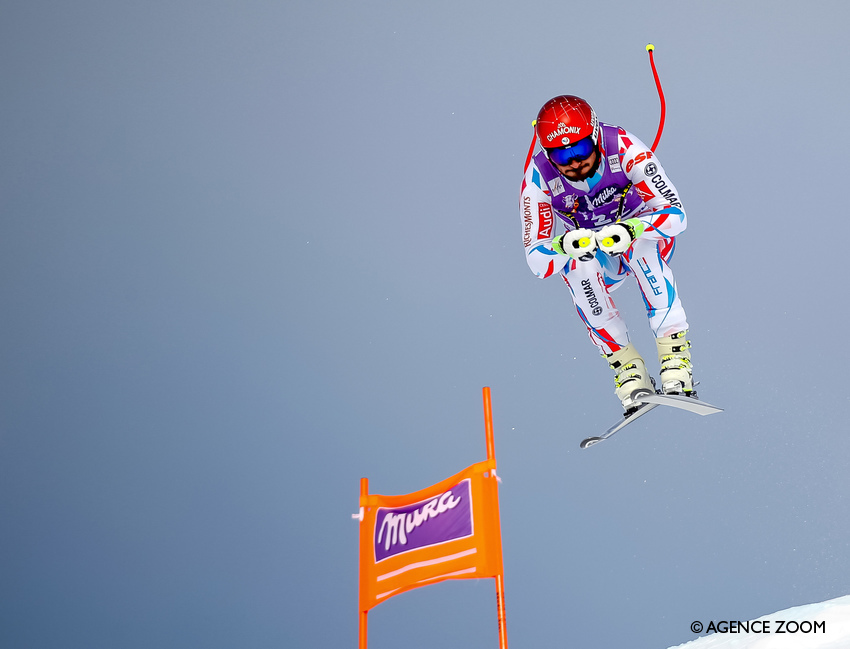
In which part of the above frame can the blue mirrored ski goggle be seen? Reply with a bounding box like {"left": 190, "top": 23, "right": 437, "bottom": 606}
{"left": 546, "top": 136, "right": 595, "bottom": 166}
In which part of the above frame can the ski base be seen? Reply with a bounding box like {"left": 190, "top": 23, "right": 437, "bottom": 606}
{"left": 580, "top": 401, "right": 659, "bottom": 448}
{"left": 634, "top": 392, "right": 723, "bottom": 416}
{"left": 580, "top": 391, "right": 723, "bottom": 449}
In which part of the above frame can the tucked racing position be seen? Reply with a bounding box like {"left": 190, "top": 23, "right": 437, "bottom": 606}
{"left": 520, "top": 95, "right": 694, "bottom": 413}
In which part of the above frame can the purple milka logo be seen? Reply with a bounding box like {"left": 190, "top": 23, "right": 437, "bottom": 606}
{"left": 374, "top": 479, "right": 473, "bottom": 562}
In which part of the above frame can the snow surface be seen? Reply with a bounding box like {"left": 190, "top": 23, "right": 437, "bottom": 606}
{"left": 667, "top": 596, "right": 850, "bottom": 649}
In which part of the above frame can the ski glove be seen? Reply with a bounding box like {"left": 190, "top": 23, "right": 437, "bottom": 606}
{"left": 552, "top": 228, "right": 597, "bottom": 261}
{"left": 596, "top": 218, "right": 646, "bottom": 255}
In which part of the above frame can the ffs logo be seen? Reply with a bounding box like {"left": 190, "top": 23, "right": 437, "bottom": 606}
{"left": 625, "top": 151, "right": 653, "bottom": 173}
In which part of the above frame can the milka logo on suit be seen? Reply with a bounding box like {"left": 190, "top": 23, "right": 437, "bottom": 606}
{"left": 589, "top": 186, "right": 619, "bottom": 208}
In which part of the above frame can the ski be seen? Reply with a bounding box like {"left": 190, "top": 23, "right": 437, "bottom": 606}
{"left": 580, "top": 392, "right": 723, "bottom": 449}
{"left": 580, "top": 401, "right": 660, "bottom": 449}
{"left": 634, "top": 391, "right": 723, "bottom": 416}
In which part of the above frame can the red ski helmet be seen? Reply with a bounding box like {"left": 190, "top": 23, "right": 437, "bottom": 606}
{"left": 535, "top": 95, "right": 599, "bottom": 149}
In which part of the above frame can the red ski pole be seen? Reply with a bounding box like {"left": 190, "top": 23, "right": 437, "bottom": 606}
{"left": 523, "top": 120, "right": 537, "bottom": 175}
{"left": 646, "top": 43, "right": 666, "bottom": 152}
{"left": 525, "top": 45, "right": 666, "bottom": 172}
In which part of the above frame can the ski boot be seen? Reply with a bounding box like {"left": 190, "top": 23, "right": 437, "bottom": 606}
{"left": 606, "top": 343, "right": 655, "bottom": 413}
{"left": 656, "top": 331, "right": 695, "bottom": 396}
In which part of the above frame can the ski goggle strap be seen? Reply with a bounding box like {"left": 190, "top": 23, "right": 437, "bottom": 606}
{"left": 546, "top": 137, "right": 595, "bottom": 166}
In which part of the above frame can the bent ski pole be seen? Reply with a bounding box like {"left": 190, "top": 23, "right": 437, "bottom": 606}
{"left": 523, "top": 120, "right": 537, "bottom": 175}
{"left": 646, "top": 43, "right": 666, "bottom": 152}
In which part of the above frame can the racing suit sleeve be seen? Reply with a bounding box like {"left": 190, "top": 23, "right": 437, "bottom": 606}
{"left": 618, "top": 128, "right": 687, "bottom": 242}
{"left": 519, "top": 160, "right": 568, "bottom": 279}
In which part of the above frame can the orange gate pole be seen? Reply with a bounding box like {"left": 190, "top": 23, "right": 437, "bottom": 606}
{"left": 359, "top": 477, "right": 369, "bottom": 649}
{"left": 482, "top": 387, "right": 508, "bottom": 649}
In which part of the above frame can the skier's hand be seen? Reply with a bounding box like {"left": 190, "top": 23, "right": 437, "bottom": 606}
{"left": 596, "top": 219, "right": 645, "bottom": 255}
{"left": 552, "top": 229, "right": 597, "bottom": 261}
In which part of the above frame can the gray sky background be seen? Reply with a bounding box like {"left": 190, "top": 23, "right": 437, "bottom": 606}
{"left": 2, "top": 1, "right": 849, "bottom": 648}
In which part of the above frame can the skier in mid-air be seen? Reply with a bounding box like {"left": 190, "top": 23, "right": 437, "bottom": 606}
{"left": 520, "top": 95, "right": 693, "bottom": 413}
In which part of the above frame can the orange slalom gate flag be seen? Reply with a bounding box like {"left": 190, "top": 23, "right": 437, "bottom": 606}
{"left": 357, "top": 459, "right": 504, "bottom": 612}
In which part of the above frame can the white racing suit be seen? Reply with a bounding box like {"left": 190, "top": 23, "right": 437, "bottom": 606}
{"left": 520, "top": 123, "right": 688, "bottom": 356}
